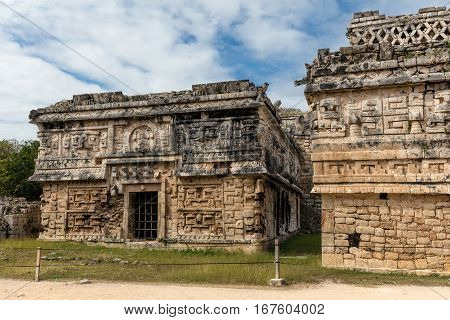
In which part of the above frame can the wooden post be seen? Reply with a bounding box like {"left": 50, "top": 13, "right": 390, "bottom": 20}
{"left": 274, "top": 238, "right": 280, "bottom": 279}
{"left": 270, "top": 238, "right": 286, "bottom": 286}
{"left": 35, "top": 247, "right": 41, "bottom": 282}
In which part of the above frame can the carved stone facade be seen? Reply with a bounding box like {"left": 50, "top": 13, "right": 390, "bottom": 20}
{"left": 298, "top": 7, "right": 449, "bottom": 274}
{"left": 30, "top": 80, "right": 303, "bottom": 249}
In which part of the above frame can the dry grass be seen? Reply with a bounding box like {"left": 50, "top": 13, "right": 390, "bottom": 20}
{"left": 0, "top": 234, "right": 448, "bottom": 286}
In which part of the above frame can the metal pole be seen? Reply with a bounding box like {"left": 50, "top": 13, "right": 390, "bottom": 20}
{"left": 35, "top": 247, "right": 41, "bottom": 282}
{"left": 274, "top": 238, "right": 280, "bottom": 279}
{"left": 270, "top": 238, "right": 285, "bottom": 286}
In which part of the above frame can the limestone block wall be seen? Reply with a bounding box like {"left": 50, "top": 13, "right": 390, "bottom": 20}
{"left": 281, "top": 112, "right": 321, "bottom": 232}
{"left": 322, "top": 194, "right": 449, "bottom": 274}
{"left": 0, "top": 197, "right": 41, "bottom": 238}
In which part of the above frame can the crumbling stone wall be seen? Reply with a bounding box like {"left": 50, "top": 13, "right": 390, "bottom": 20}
{"left": 281, "top": 111, "right": 321, "bottom": 233}
{"left": 299, "top": 7, "right": 449, "bottom": 274}
{"left": 322, "top": 194, "right": 449, "bottom": 273}
{"left": 30, "top": 80, "right": 303, "bottom": 249}
{"left": 0, "top": 197, "right": 41, "bottom": 238}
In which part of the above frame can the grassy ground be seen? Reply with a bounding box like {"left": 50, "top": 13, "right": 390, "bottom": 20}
{"left": 0, "top": 234, "right": 448, "bottom": 286}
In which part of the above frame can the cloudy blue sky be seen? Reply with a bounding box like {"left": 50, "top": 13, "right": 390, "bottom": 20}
{"left": 0, "top": 0, "right": 448, "bottom": 140}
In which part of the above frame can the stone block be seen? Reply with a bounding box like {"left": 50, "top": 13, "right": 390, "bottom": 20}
{"left": 335, "top": 224, "right": 355, "bottom": 234}
{"left": 368, "top": 259, "right": 385, "bottom": 269}
{"left": 384, "top": 230, "right": 396, "bottom": 237}
{"left": 372, "top": 251, "right": 384, "bottom": 260}
{"left": 346, "top": 217, "right": 356, "bottom": 224}
{"left": 355, "top": 258, "right": 369, "bottom": 268}
{"left": 379, "top": 206, "right": 389, "bottom": 215}
{"left": 322, "top": 253, "right": 344, "bottom": 266}
{"left": 321, "top": 196, "right": 334, "bottom": 210}
{"left": 368, "top": 206, "right": 379, "bottom": 214}
{"left": 344, "top": 206, "right": 357, "bottom": 213}
{"left": 356, "top": 226, "right": 374, "bottom": 235}
{"left": 371, "top": 236, "right": 385, "bottom": 244}
{"left": 335, "top": 239, "right": 349, "bottom": 247}
{"left": 384, "top": 260, "right": 398, "bottom": 269}
{"left": 398, "top": 260, "right": 415, "bottom": 270}
{"left": 385, "top": 252, "right": 398, "bottom": 260}
{"left": 374, "top": 228, "right": 384, "bottom": 237}
{"left": 321, "top": 210, "right": 334, "bottom": 233}
{"left": 403, "top": 230, "right": 417, "bottom": 238}
{"left": 360, "top": 234, "right": 370, "bottom": 241}
{"left": 423, "top": 209, "right": 435, "bottom": 217}
{"left": 344, "top": 259, "right": 356, "bottom": 267}
{"left": 322, "top": 233, "right": 334, "bottom": 247}
{"left": 357, "top": 207, "right": 368, "bottom": 214}
{"left": 355, "top": 220, "right": 369, "bottom": 226}
{"left": 417, "top": 237, "right": 431, "bottom": 245}
{"left": 415, "top": 259, "right": 428, "bottom": 269}
{"left": 444, "top": 263, "right": 450, "bottom": 272}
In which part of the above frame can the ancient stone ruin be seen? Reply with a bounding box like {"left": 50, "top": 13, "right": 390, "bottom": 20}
{"left": 29, "top": 80, "right": 303, "bottom": 249}
{"left": 0, "top": 197, "right": 41, "bottom": 239}
{"left": 297, "top": 7, "right": 449, "bottom": 274}
{"left": 28, "top": 7, "right": 448, "bottom": 274}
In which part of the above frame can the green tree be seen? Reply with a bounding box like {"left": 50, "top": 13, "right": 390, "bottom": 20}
{"left": 0, "top": 140, "right": 41, "bottom": 200}
{"left": 0, "top": 139, "right": 19, "bottom": 160}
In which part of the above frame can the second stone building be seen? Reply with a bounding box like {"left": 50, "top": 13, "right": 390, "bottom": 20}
{"left": 29, "top": 80, "right": 303, "bottom": 249}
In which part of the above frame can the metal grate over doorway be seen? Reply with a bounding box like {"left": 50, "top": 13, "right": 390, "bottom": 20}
{"left": 132, "top": 191, "right": 158, "bottom": 240}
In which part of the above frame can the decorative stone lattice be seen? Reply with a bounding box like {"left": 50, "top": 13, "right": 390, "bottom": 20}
{"left": 348, "top": 7, "right": 450, "bottom": 46}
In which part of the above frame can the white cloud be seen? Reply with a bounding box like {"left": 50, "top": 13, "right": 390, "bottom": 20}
{"left": 0, "top": 0, "right": 448, "bottom": 139}
{"left": 0, "top": 32, "right": 100, "bottom": 140}
{"left": 355, "top": 0, "right": 450, "bottom": 16}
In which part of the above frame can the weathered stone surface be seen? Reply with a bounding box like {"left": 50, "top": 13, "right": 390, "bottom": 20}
{"left": 29, "top": 80, "right": 303, "bottom": 249}
{"left": 281, "top": 111, "right": 322, "bottom": 232}
{"left": 297, "top": 7, "right": 450, "bottom": 275}
{"left": 0, "top": 197, "right": 41, "bottom": 238}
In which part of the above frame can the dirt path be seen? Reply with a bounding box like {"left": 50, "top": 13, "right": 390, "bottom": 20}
{"left": 0, "top": 279, "right": 448, "bottom": 300}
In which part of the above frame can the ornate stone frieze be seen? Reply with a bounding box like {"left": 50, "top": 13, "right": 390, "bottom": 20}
{"left": 313, "top": 158, "right": 449, "bottom": 183}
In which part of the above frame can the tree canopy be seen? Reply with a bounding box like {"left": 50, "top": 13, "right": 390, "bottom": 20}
{"left": 0, "top": 140, "right": 41, "bottom": 200}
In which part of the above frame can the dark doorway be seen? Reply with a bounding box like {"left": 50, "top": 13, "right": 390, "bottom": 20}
{"left": 132, "top": 191, "right": 158, "bottom": 240}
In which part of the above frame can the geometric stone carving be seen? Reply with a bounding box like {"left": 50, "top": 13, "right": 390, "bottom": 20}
{"left": 426, "top": 90, "right": 450, "bottom": 133}
{"left": 383, "top": 97, "right": 408, "bottom": 134}
{"left": 409, "top": 93, "right": 424, "bottom": 134}
{"left": 67, "top": 188, "right": 108, "bottom": 212}
{"left": 361, "top": 99, "right": 383, "bottom": 135}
